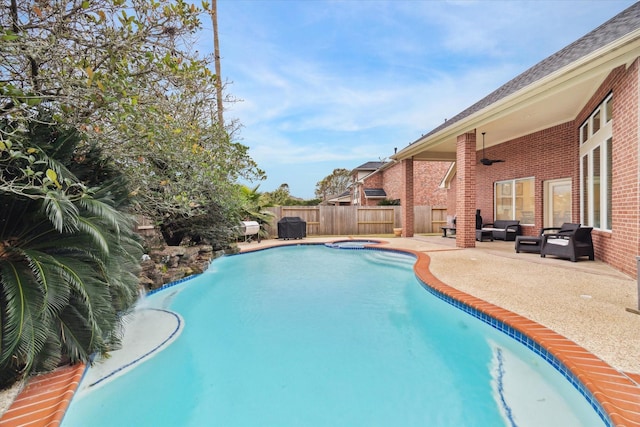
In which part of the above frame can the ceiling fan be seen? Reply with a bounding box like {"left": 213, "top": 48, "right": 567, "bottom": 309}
{"left": 480, "top": 132, "right": 505, "bottom": 166}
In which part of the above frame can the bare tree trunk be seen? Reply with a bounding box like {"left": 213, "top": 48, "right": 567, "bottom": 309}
{"left": 211, "top": 0, "right": 224, "bottom": 127}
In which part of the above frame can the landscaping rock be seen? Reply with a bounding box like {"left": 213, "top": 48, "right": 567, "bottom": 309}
{"left": 138, "top": 243, "right": 224, "bottom": 291}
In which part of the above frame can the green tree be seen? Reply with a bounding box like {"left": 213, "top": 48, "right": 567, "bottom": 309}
{"left": 260, "top": 184, "right": 319, "bottom": 206}
{"left": 0, "top": 0, "right": 265, "bottom": 246}
{"left": 287, "top": 198, "right": 322, "bottom": 206}
{"left": 121, "top": 103, "right": 265, "bottom": 246}
{"left": 1, "top": 0, "right": 203, "bottom": 129}
{"left": 262, "top": 184, "right": 292, "bottom": 206}
{"left": 315, "top": 168, "right": 352, "bottom": 201}
{"left": 0, "top": 118, "right": 142, "bottom": 386}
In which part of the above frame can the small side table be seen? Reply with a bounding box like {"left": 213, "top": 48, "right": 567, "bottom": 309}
{"left": 515, "top": 235, "right": 542, "bottom": 253}
{"left": 476, "top": 229, "right": 493, "bottom": 242}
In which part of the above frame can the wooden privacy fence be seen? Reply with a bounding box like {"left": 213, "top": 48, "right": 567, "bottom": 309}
{"left": 264, "top": 206, "right": 446, "bottom": 237}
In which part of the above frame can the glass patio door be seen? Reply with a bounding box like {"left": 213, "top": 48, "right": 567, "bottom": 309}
{"left": 544, "top": 179, "right": 572, "bottom": 227}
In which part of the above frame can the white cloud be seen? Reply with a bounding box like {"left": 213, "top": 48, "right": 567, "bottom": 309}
{"left": 211, "top": 0, "right": 636, "bottom": 198}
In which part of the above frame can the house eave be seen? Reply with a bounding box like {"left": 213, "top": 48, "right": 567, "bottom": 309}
{"left": 393, "top": 30, "right": 640, "bottom": 160}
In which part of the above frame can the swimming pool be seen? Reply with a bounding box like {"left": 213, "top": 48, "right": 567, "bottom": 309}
{"left": 62, "top": 245, "right": 607, "bottom": 426}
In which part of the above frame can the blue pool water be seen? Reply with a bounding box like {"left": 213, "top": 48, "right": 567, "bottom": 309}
{"left": 62, "top": 245, "right": 607, "bottom": 427}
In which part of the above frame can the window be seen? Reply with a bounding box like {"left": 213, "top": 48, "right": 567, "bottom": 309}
{"left": 495, "top": 178, "right": 535, "bottom": 224}
{"left": 580, "top": 94, "right": 612, "bottom": 230}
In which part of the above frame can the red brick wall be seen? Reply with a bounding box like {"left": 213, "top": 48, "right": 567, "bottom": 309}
{"left": 382, "top": 161, "right": 450, "bottom": 206}
{"left": 447, "top": 124, "right": 578, "bottom": 234}
{"left": 382, "top": 163, "right": 403, "bottom": 202}
{"left": 474, "top": 122, "right": 578, "bottom": 236}
{"left": 361, "top": 172, "right": 384, "bottom": 206}
{"left": 575, "top": 61, "right": 640, "bottom": 277}
{"left": 457, "top": 132, "right": 477, "bottom": 247}
{"left": 413, "top": 161, "right": 450, "bottom": 206}
{"left": 401, "top": 159, "right": 414, "bottom": 236}
{"left": 364, "top": 172, "right": 383, "bottom": 188}
{"left": 447, "top": 176, "right": 457, "bottom": 220}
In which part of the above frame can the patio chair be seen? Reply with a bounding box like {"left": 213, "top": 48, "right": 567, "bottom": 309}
{"left": 515, "top": 223, "right": 580, "bottom": 253}
{"left": 540, "top": 225, "right": 594, "bottom": 262}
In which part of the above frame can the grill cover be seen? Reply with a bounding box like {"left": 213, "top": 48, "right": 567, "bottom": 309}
{"left": 277, "top": 217, "right": 307, "bottom": 239}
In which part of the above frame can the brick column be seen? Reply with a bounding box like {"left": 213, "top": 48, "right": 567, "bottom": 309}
{"left": 456, "top": 131, "right": 476, "bottom": 248}
{"left": 401, "top": 158, "right": 414, "bottom": 237}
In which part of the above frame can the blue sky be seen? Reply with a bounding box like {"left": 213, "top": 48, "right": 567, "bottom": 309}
{"left": 197, "top": 0, "right": 636, "bottom": 199}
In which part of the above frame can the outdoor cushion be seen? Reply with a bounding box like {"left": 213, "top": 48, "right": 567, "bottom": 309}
{"left": 547, "top": 239, "right": 569, "bottom": 246}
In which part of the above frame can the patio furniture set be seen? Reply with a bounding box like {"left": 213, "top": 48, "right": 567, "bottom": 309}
{"left": 442, "top": 210, "right": 521, "bottom": 242}
{"left": 441, "top": 219, "right": 520, "bottom": 241}
{"left": 441, "top": 218, "right": 594, "bottom": 262}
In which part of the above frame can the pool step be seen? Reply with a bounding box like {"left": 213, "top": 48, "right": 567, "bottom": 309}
{"left": 363, "top": 250, "right": 415, "bottom": 268}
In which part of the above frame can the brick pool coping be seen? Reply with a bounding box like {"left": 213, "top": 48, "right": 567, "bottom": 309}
{"left": 2, "top": 240, "right": 639, "bottom": 426}
{"left": 0, "top": 364, "right": 85, "bottom": 427}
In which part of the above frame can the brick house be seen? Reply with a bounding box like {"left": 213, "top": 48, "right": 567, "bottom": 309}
{"left": 393, "top": 3, "right": 640, "bottom": 278}
{"left": 350, "top": 161, "right": 387, "bottom": 206}
{"left": 345, "top": 160, "right": 451, "bottom": 206}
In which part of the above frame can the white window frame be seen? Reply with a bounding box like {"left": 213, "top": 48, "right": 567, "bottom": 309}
{"left": 494, "top": 177, "right": 535, "bottom": 224}
{"left": 580, "top": 94, "right": 612, "bottom": 231}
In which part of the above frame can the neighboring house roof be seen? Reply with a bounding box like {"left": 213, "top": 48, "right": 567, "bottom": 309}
{"left": 364, "top": 188, "right": 387, "bottom": 198}
{"left": 350, "top": 161, "right": 389, "bottom": 184}
{"left": 327, "top": 190, "right": 351, "bottom": 204}
{"left": 327, "top": 190, "right": 350, "bottom": 200}
{"left": 394, "top": 2, "right": 640, "bottom": 161}
{"left": 351, "top": 161, "right": 386, "bottom": 173}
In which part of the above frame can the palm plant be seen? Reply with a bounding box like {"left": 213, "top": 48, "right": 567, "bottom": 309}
{"left": 0, "top": 118, "right": 142, "bottom": 387}
{"left": 239, "top": 185, "right": 274, "bottom": 241}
